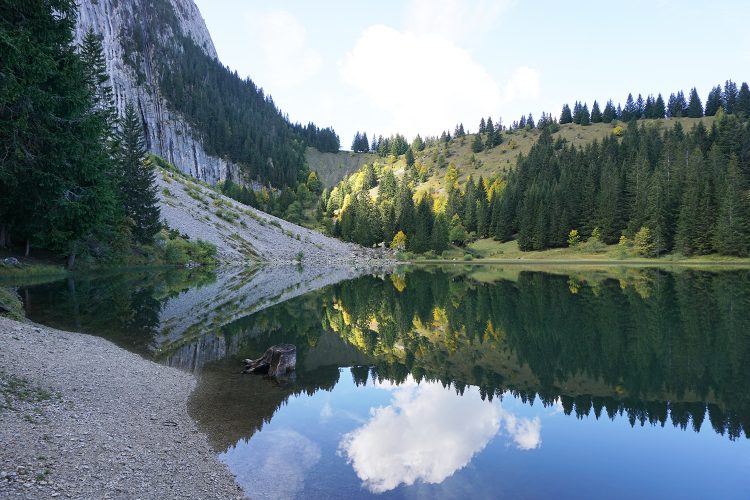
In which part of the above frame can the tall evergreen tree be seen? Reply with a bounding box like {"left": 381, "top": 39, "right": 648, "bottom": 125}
{"left": 705, "top": 85, "right": 723, "bottom": 116}
{"left": 431, "top": 213, "right": 450, "bottom": 253}
{"left": 602, "top": 100, "right": 617, "bottom": 123}
{"left": 0, "top": 0, "right": 117, "bottom": 264}
{"left": 117, "top": 102, "right": 161, "bottom": 244}
{"left": 590, "top": 101, "right": 602, "bottom": 123}
{"left": 722, "top": 80, "right": 738, "bottom": 114}
{"left": 736, "top": 82, "right": 750, "bottom": 117}
{"left": 687, "top": 87, "right": 703, "bottom": 118}
{"left": 714, "top": 155, "right": 750, "bottom": 255}
{"left": 653, "top": 94, "right": 666, "bottom": 119}
{"left": 560, "top": 104, "right": 573, "bottom": 124}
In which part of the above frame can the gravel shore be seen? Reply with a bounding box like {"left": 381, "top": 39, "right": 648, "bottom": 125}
{"left": 0, "top": 317, "right": 245, "bottom": 499}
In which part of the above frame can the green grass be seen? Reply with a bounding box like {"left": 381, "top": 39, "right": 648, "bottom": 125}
{"left": 412, "top": 117, "right": 716, "bottom": 194}
{"left": 0, "top": 263, "right": 67, "bottom": 279}
{"left": 0, "top": 370, "right": 55, "bottom": 411}
{"left": 418, "top": 238, "right": 750, "bottom": 266}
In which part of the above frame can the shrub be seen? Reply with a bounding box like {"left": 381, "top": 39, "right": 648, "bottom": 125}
{"left": 634, "top": 227, "right": 656, "bottom": 257}
{"left": 567, "top": 229, "right": 581, "bottom": 248}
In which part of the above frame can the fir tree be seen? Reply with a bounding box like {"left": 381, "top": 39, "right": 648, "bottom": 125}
{"left": 117, "top": 102, "right": 161, "bottom": 244}
{"left": 686, "top": 87, "right": 703, "bottom": 118}
{"left": 654, "top": 94, "right": 666, "bottom": 119}
{"left": 705, "top": 85, "right": 723, "bottom": 116}
{"left": 590, "top": 101, "right": 602, "bottom": 123}
{"left": 602, "top": 100, "right": 617, "bottom": 123}
{"left": 714, "top": 155, "right": 750, "bottom": 255}
{"left": 722, "top": 80, "right": 738, "bottom": 114}
{"left": 560, "top": 104, "right": 573, "bottom": 124}
{"left": 431, "top": 213, "right": 450, "bottom": 253}
{"left": 736, "top": 82, "right": 750, "bottom": 117}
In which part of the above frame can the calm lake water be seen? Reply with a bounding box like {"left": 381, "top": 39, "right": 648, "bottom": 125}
{"left": 8, "top": 265, "right": 750, "bottom": 499}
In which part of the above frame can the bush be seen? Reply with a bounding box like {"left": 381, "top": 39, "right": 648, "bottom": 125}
{"left": 463, "top": 253, "right": 474, "bottom": 261}
{"left": 567, "top": 229, "right": 581, "bottom": 248}
{"left": 634, "top": 227, "right": 656, "bottom": 257}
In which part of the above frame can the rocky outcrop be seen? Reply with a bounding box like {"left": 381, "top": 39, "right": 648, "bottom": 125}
{"left": 75, "top": 0, "right": 237, "bottom": 184}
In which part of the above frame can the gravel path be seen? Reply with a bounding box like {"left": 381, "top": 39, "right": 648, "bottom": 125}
{"left": 0, "top": 317, "right": 245, "bottom": 499}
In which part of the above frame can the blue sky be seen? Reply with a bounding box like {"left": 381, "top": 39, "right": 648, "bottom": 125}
{"left": 193, "top": 0, "right": 750, "bottom": 148}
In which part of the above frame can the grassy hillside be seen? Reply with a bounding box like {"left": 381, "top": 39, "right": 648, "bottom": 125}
{"left": 411, "top": 116, "right": 715, "bottom": 195}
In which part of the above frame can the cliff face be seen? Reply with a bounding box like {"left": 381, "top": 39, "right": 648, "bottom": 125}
{"left": 75, "top": 0, "right": 237, "bottom": 184}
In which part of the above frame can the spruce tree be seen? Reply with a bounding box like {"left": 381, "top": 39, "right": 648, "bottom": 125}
{"left": 560, "top": 104, "right": 573, "bottom": 124}
{"left": 736, "top": 82, "right": 750, "bottom": 117}
{"left": 471, "top": 133, "right": 484, "bottom": 153}
{"left": 705, "top": 85, "right": 723, "bottom": 116}
{"left": 722, "top": 80, "right": 738, "bottom": 114}
{"left": 580, "top": 104, "right": 591, "bottom": 125}
{"left": 602, "top": 100, "right": 616, "bottom": 123}
{"left": 590, "top": 101, "right": 602, "bottom": 123}
{"left": 687, "top": 87, "right": 703, "bottom": 118}
{"left": 714, "top": 155, "right": 750, "bottom": 255}
{"left": 117, "top": 102, "right": 161, "bottom": 244}
{"left": 1, "top": 0, "right": 117, "bottom": 264}
{"left": 654, "top": 94, "right": 666, "bottom": 119}
{"left": 431, "top": 213, "right": 450, "bottom": 253}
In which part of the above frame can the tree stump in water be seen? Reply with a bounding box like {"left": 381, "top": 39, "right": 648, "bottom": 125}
{"left": 243, "top": 344, "right": 296, "bottom": 377}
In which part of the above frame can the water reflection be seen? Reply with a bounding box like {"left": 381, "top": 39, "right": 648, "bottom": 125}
{"left": 339, "top": 377, "right": 540, "bottom": 493}
{"left": 8, "top": 265, "right": 750, "bottom": 497}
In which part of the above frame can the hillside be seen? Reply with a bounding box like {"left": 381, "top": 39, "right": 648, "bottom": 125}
{"left": 411, "top": 116, "right": 715, "bottom": 195}
{"left": 76, "top": 0, "right": 338, "bottom": 187}
{"left": 156, "top": 163, "right": 384, "bottom": 263}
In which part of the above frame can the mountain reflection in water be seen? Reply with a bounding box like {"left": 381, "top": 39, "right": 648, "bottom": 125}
{"left": 13, "top": 265, "right": 750, "bottom": 498}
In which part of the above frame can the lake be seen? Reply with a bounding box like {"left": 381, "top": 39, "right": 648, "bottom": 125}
{"left": 8, "top": 265, "right": 750, "bottom": 498}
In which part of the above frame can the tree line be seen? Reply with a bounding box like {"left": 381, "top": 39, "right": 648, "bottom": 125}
{"left": 125, "top": 0, "right": 339, "bottom": 190}
{"left": 320, "top": 268, "right": 750, "bottom": 440}
{"left": 559, "top": 81, "right": 750, "bottom": 125}
{"left": 498, "top": 108, "right": 750, "bottom": 256}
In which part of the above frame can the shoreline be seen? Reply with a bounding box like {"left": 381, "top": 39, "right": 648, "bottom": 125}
{"left": 409, "top": 257, "right": 750, "bottom": 267}
{"left": 0, "top": 316, "right": 245, "bottom": 499}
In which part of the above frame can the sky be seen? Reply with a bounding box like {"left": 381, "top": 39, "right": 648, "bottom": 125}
{"left": 193, "top": 0, "right": 750, "bottom": 149}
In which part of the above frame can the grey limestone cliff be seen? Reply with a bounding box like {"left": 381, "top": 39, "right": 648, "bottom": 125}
{"left": 75, "top": 0, "right": 236, "bottom": 184}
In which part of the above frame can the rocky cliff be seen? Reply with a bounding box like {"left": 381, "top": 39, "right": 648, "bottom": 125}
{"left": 75, "top": 0, "right": 236, "bottom": 184}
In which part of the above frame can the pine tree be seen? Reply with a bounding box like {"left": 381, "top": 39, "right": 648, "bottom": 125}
{"left": 117, "top": 102, "right": 161, "bottom": 244}
{"left": 705, "top": 85, "right": 723, "bottom": 116}
{"left": 722, "top": 80, "right": 738, "bottom": 114}
{"left": 560, "top": 104, "right": 573, "bottom": 124}
{"left": 1, "top": 0, "right": 117, "bottom": 265}
{"left": 79, "top": 29, "right": 115, "bottom": 129}
{"left": 623, "top": 93, "right": 637, "bottom": 121}
{"left": 675, "top": 149, "right": 714, "bottom": 255}
{"left": 602, "top": 100, "right": 617, "bottom": 123}
{"left": 431, "top": 213, "right": 450, "bottom": 253}
{"left": 478, "top": 117, "right": 486, "bottom": 134}
{"left": 687, "top": 87, "right": 703, "bottom": 118}
{"left": 471, "top": 133, "right": 484, "bottom": 153}
{"left": 590, "top": 101, "right": 602, "bottom": 123}
{"left": 405, "top": 147, "right": 415, "bottom": 167}
{"left": 714, "top": 155, "right": 750, "bottom": 255}
{"left": 580, "top": 104, "right": 590, "bottom": 125}
{"left": 736, "top": 82, "right": 750, "bottom": 117}
{"left": 654, "top": 94, "right": 666, "bottom": 119}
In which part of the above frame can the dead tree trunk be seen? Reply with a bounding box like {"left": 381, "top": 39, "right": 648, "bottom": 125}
{"left": 243, "top": 344, "right": 296, "bottom": 377}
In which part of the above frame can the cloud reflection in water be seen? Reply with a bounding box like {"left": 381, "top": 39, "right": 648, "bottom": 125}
{"left": 339, "top": 378, "right": 541, "bottom": 493}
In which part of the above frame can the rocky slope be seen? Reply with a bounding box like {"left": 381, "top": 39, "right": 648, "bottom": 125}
{"left": 157, "top": 167, "right": 390, "bottom": 263}
{"left": 75, "top": 0, "right": 235, "bottom": 184}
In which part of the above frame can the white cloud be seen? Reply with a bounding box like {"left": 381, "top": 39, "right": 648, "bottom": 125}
{"left": 340, "top": 25, "right": 539, "bottom": 139}
{"left": 244, "top": 10, "right": 322, "bottom": 88}
{"left": 406, "top": 0, "right": 512, "bottom": 45}
{"left": 338, "top": 379, "right": 541, "bottom": 493}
